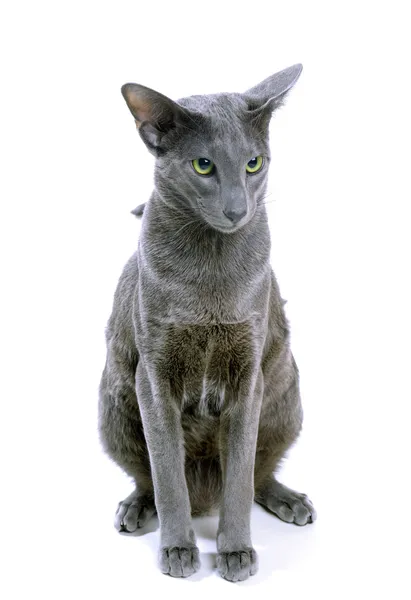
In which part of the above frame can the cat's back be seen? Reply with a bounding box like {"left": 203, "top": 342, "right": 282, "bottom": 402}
{"left": 106, "top": 252, "right": 139, "bottom": 353}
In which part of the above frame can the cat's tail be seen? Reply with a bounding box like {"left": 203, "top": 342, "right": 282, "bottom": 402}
{"left": 131, "top": 203, "right": 146, "bottom": 218}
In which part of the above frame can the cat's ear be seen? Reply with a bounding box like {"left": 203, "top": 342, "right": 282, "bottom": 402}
{"left": 245, "top": 64, "right": 303, "bottom": 124}
{"left": 121, "top": 83, "right": 188, "bottom": 154}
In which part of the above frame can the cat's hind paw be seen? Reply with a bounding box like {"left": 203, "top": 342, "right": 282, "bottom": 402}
{"left": 114, "top": 490, "right": 155, "bottom": 533}
{"left": 256, "top": 479, "right": 317, "bottom": 526}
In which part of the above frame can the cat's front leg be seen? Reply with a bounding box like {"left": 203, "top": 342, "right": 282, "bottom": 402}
{"left": 136, "top": 361, "right": 200, "bottom": 577}
{"left": 217, "top": 369, "right": 264, "bottom": 582}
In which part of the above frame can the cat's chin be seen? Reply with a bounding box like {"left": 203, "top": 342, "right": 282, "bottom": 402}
{"left": 206, "top": 222, "right": 245, "bottom": 234}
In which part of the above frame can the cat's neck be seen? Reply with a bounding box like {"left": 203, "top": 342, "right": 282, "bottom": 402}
{"left": 136, "top": 192, "right": 272, "bottom": 324}
{"left": 139, "top": 192, "right": 271, "bottom": 287}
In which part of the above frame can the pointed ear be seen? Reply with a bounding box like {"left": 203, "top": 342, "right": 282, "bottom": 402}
{"left": 245, "top": 64, "right": 303, "bottom": 125}
{"left": 121, "top": 83, "right": 187, "bottom": 154}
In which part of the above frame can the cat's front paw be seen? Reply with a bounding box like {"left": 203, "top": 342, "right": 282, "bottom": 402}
{"left": 217, "top": 548, "right": 258, "bottom": 582}
{"left": 159, "top": 545, "right": 201, "bottom": 578}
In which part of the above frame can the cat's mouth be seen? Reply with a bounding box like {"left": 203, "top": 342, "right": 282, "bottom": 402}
{"left": 197, "top": 209, "right": 259, "bottom": 234}
{"left": 201, "top": 215, "right": 245, "bottom": 234}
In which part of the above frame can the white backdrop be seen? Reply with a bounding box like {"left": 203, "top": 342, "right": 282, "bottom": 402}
{"left": 1, "top": 1, "right": 410, "bottom": 598}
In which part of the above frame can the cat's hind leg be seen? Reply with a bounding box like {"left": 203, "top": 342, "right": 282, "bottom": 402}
{"left": 99, "top": 358, "right": 155, "bottom": 533}
{"left": 115, "top": 489, "right": 156, "bottom": 533}
{"left": 255, "top": 352, "right": 316, "bottom": 526}
{"left": 255, "top": 474, "right": 316, "bottom": 526}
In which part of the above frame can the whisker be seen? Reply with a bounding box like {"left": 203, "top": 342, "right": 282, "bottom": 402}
{"left": 257, "top": 192, "right": 276, "bottom": 206}
{"left": 173, "top": 218, "right": 201, "bottom": 238}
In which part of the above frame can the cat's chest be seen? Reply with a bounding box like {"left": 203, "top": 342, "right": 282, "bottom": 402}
{"left": 149, "top": 321, "right": 256, "bottom": 412}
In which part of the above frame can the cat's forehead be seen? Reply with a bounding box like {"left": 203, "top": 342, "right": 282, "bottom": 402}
{"left": 177, "top": 92, "right": 263, "bottom": 153}
{"left": 178, "top": 92, "right": 248, "bottom": 117}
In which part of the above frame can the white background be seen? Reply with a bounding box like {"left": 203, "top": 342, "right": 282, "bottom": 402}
{"left": 1, "top": 1, "right": 410, "bottom": 598}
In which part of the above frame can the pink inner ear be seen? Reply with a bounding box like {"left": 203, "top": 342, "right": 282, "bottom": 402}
{"left": 128, "top": 95, "right": 153, "bottom": 125}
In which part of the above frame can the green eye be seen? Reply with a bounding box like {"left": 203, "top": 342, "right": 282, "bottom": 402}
{"left": 192, "top": 158, "right": 215, "bottom": 176}
{"left": 246, "top": 155, "right": 264, "bottom": 174}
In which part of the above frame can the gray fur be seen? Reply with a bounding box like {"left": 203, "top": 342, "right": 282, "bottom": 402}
{"left": 99, "top": 64, "right": 315, "bottom": 582}
{"left": 131, "top": 203, "right": 145, "bottom": 217}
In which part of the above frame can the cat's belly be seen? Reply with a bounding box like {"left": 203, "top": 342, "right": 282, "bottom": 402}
{"left": 181, "top": 410, "right": 220, "bottom": 459}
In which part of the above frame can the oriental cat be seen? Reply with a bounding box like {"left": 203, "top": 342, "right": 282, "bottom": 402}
{"left": 99, "top": 64, "right": 316, "bottom": 582}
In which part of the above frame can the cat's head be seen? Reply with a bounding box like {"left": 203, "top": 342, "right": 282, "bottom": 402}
{"left": 122, "top": 65, "right": 302, "bottom": 233}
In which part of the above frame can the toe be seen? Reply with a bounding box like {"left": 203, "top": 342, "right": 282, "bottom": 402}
{"left": 124, "top": 504, "right": 140, "bottom": 532}
{"left": 159, "top": 548, "right": 170, "bottom": 574}
{"left": 179, "top": 547, "right": 199, "bottom": 577}
{"left": 216, "top": 552, "right": 228, "bottom": 578}
{"left": 249, "top": 549, "right": 258, "bottom": 575}
{"left": 168, "top": 548, "right": 184, "bottom": 577}
{"left": 301, "top": 495, "right": 317, "bottom": 522}
{"left": 275, "top": 503, "right": 295, "bottom": 523}
{"left": 114, "top": 502, "right": 130, "bottom": 531}
{"left": 226, "top": 553, "right": 242, "bottom": 582}
{"left": 291, "top": 501, "right": 311, "bottom": 526}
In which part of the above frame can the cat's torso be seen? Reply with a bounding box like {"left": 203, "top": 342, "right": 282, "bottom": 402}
{"left": 107, "top": 196, "right": 296, "bottom": 461}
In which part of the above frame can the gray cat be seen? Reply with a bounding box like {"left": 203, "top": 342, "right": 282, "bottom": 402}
{"left": 98, "top": 64, "right": 316, "bottom": 583}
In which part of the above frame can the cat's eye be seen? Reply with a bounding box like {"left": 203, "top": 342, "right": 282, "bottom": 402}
{"left": 192, "top": 158, "right": 215, "bottom": 176}
{"left": 246, "top": 155, "right": 264, "bottom": 174}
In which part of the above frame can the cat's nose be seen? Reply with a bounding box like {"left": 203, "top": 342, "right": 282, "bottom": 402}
{"left": 223, "top": 207, "right": 247, "bottom": 224}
